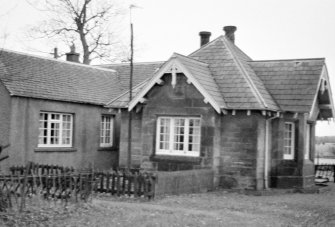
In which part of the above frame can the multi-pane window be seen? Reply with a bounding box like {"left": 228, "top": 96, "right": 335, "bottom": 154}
{"left": 156, "top": 117, "right": 201, "bottom": 156}
{"left": 284, "top": 122, "right": 295, "bottom": 160}
{"left": 100, "top": 115, "right": 114, "bottom": 147}
{"left": 38, "top": 112, "right": 73, "bottom": 147}
{"left": 305, "top": 124, "right": 311, "bottom": 160}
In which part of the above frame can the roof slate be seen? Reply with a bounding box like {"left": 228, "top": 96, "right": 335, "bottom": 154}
{"left": 189, "top": 36, "right": 279, "bottom": 110}
{"left": 1, "top": 32, "right": 329, "bottom": 115}
{"left": 106, "top": 79, "right": 148, "bottom": 108}
{"left": 0, "top": 49, "right": 123, "bottom": 105}
{"left": 106, "top": 53, "right": 226, "bottom": 110}
{"left": 101, "top": 62, "right": 164, "bottom": 91}
{"left": 250, "top": 59, "right": 325, "bottom": 112}
{"left": 172, "top": 53, "right": 226, "bottom": 108}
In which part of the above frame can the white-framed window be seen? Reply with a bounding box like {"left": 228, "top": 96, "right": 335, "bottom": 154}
{"left": 100, "top": 115, "right": 114, "bottom": 147}
{"left": 156, "top": 116, "right": 201, "bottom": 157}
{"left": 305, "top": 124, "right": 311, "bottom": 160}
{"left": 38, "top": 112, "right": 73, "bottom": 147}
{"left": 284, "top": 122, "right": 295, "bottom": 160}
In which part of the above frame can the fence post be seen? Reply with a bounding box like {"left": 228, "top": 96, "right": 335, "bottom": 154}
{"left": 19, "top": 162, "right": 31, "bottom": 212}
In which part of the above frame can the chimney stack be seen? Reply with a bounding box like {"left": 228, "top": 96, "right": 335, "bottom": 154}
{"left": 199, "top": 31, "right": 211, "bottom": 47}
{"left": 66, "top": 44, "right": 80, "bottom": 63}
{"left": 53, "top": 47, "right": 58, "bottom": 59}
{"left": 223, "top": 26, "right": 237, "bottom": 43}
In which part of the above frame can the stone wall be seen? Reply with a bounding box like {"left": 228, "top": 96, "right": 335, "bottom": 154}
{"left": 119, "top": 73, "right": 219, "bottom": 170}
{"left": 155, "top": 169, "right": 214, "bottom": 196}
{"left": 270, "top": 113, "right": 316, "bottom": 188}
{"left": 118, "top": 73, "right": 270, "bottom": 190}
{"left": 217, "top": 112, "right": 265, "bottom": 190}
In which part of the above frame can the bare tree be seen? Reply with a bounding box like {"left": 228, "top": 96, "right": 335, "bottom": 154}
{"left": 27, "top": 0, "right": 126, "bottom": 64}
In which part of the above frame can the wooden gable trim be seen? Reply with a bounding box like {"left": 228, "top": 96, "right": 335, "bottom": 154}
{"left": 309, "top": 65, "right": 335, "bottom": 119}
{"left": 128, "top": 56, "right": 222, "bottom": 113}
{"left": 174, "top": 59, "right": 222, "bottom": 113}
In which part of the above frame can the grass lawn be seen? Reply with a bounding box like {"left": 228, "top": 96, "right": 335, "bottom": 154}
{"left": 1, "top": 184, "right": 335, "bottom": 226}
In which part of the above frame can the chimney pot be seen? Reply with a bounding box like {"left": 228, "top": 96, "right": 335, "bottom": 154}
{"left": 66, "top": 44, "right": 80, "bottom": 63}
{"left": 223, "top": 26, "right": 237, "bottom": 43}
{"left": 199, "top": 31, "right": 211, "bottom": 47}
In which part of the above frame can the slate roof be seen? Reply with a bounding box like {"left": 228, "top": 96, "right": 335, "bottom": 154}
{"left": 106, "top": 79, "right": 149, "bottom": 108}
{"left": 1, "top": 31, "right": 330, "bottom": 116}
{"left": 250, "top": 59, "right": 325, "bottom": 112}
{"left": 189, "top": 36, "right": 279, "bottom": 110}
{"left": 104, "top": 34, "right": 330, "bottom": 115}
{"left": 107, "top": 53, "right": 226, "bottom": 110}
{"left": 0, "top": 49, "right": 123, "bottom": 106}
{"left": 100, "top": 62, "right": 164, "bottom": 92}
{"left": 172, "top": 53, "right": 226, "bottom": 108}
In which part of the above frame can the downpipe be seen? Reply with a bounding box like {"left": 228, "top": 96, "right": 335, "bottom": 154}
{"left": 264, "top": 114, "right": 279, "bottom": 189}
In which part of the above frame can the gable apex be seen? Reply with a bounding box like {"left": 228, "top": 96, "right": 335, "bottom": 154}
{"left": 128, "top": 54, "right": 225, "bottom": 113}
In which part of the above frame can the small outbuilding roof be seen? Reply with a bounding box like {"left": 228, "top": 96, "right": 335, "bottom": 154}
{"left": 0, "top": 49, "right": 123, "bottom": 106}
{"left": 101, "top": 61, "right": 164, "bottom": 92}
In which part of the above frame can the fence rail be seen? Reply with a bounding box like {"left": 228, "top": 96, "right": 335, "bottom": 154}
{"left": 10, "top": 163, "right": 75, "bottom": 175}
{"left": 315, "top": 164, "right": 335, "bottom": 183}
{"left": 0, "top": 163, "right": 156, "bottom": 212}
{"left": 94, "top": 171, "right": 155, "bottom": 198}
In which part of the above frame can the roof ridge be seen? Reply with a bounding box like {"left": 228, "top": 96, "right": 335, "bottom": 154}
{"left": 223, "top": 35, "right": 253, "bottom": 61}
{"left": 0, "top": 48, "right": 118, "bottom": 73}
{"left": 251, "top": 58, "right": 325, "bottom": 63}
{"left": 172, "top": 52, "right": 209, "bottom": 66}
{"left": 189, "top": 35, "right": 225, "bottom": 57}
{"left": 99, "top": 61, "right": 165, "bottom": 66}
{"left": 222, "top": 36, "right": 268, "bottom": 109}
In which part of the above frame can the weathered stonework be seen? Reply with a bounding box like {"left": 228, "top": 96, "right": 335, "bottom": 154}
{"left": 119, "top": 73, "right": 219, "bottom": 171}
{"left": 119, "top": 73, "right": 270, "bottom": 189}
{"left": 217, "top": 112, "right": 266, "bottom": 189}
{"left": 270, "top": 113, "right": 316, "bottom": 188}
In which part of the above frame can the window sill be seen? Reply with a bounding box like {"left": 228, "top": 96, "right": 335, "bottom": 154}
{"left": 304, "top": 159, "right": 314, "bottom": 165}
{"left": 151, "top": 155, "right": 202, "bottom": 164}
{"left": 97, "top": 146, "right": 118, "bottom": 152}
{"left": 34, "top": 147, "right": 77, "bottom": 152}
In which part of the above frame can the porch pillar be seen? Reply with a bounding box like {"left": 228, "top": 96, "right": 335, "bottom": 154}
{"left": 297, "top": 113, "right": 308, "bottom": 173}
{"left": 310, "top": 122, "right": 316, "bottom": 162}
{"left": 298, "top": 113, "right": 315, "bottom": 187}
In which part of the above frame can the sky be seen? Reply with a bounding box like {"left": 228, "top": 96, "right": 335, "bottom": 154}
{"left": 1, "top": 0, "right": 335, "bottom": 136}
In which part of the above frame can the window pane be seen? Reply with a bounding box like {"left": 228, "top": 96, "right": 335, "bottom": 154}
{"left": 284, "top": 122, "right": 294, "bottom": 159}
{"left": 173, "top": 118, "right": 185, "bottom": 151}
{"left": 38, "top": 112, "right": 73, "bottom": 147}
{"left": 100, "top": 115, "right": 114, "bottom": 146}
{"left": 157, "top": 117, "right": 201, "bottom": 155}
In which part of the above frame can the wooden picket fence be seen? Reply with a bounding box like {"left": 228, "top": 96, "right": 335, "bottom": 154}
{"left": 315, "top": 164, "right": 335, "bottom": 183}
{"left": 0, "top": 162, "right": 156, "bottom": 212}
{"left": 94, "top": 170, "right": 156, "bottom": 198}
{"left": 0, "top": 169, "right": 94, "bottom": 211}
{"left": 9, "top": 163, "right": 75, "bottom": 175}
